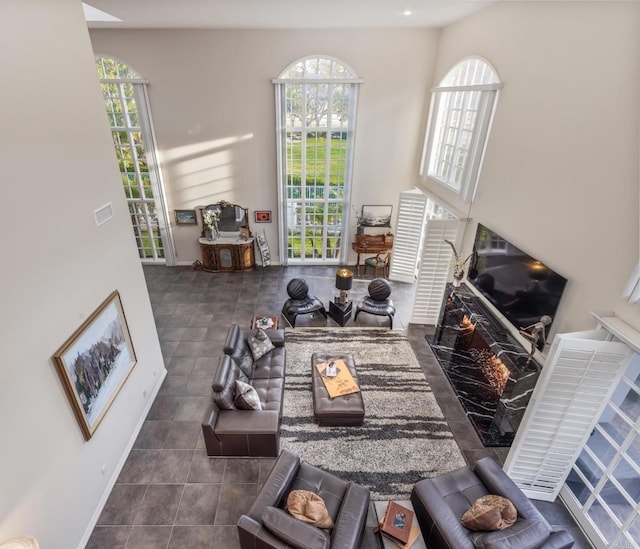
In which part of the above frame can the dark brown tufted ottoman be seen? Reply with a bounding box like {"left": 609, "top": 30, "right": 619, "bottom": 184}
{"left": 311, "top": 352, "right": 365, "bottom": 426}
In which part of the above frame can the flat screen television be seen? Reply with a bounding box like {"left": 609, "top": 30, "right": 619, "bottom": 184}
{"left": 467, "top": 223, "right": 567, "bottom": 346}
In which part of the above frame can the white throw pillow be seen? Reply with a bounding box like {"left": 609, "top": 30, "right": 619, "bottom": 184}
{"left": 234, "top": 380, "right": 262, "bottom": 410}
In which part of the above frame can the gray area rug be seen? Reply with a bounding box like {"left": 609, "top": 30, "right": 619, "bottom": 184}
{"left": 280, "top": 328, "right": 466, "bottom": 500}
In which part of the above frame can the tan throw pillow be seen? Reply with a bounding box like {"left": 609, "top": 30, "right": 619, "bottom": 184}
{"left": 461, "top": 495, "right": 517, "bottom": 532}
{"left": 286, "top": 490, "right": 334, "bottom": 529}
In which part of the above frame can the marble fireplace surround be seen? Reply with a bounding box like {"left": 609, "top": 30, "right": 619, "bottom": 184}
{"left": 429, "top": 284, "right": 542, "bottom": 447}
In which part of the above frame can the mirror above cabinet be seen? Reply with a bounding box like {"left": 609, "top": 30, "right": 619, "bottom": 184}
{"left": 198, "top": 201, "right": 251, "bottom": 238}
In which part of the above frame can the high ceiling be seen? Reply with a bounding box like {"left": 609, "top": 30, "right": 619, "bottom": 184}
{"left": 84, "top": 0, "right": 496, "bottom": 29}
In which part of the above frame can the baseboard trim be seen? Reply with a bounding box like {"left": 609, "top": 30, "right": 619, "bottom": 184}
{"left": 174, "top": 260, "right": 283, "bottom": 267}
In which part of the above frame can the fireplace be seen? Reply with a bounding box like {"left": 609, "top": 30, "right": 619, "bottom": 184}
{"left": 430, "top": 285, "right": 542, "bottom": 447}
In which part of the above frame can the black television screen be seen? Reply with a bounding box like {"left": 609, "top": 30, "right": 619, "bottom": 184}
{"left": 467, "top": 223, "right": 567, "bottom": 343}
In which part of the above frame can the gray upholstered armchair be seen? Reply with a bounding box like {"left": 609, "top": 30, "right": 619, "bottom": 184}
{"left": 410, "top": 456, "right": 574, "bottom": 549}
{"left": 238, "top": 450, "right": 370, "bottom": 549}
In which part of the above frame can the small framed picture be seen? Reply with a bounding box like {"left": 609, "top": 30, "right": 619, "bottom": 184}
{"left": 361, "top": 205, "right": 393, "bottom": 227}
{"left": 174, "top": 209, "right": 197, "bottom": 225}
{"left": 255, "top": 210, "right": 272, "bottom": 223}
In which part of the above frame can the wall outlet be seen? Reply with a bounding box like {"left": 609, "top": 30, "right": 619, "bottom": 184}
{"left": 101, "top": 464, "right": 107, "bottom": 477}
{"left": 143, "top": 389, "right": 148, "bottom": 398}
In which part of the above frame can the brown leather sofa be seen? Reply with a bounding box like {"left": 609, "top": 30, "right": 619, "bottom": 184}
{"left": 411, "top": 456, "right": 575, "bottom": 549}
{"left": 238, "top": 450, "right": 370, "bottom": 549}
{"left": 201, "top": 324, "right": 286, "bottom": 457}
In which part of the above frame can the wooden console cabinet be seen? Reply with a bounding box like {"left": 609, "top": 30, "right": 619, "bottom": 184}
{"left": 351, "top": 233, "right": 394, "bottom": 275}
{"left": 199, "top": 237, "right": 255, "bottom": 272}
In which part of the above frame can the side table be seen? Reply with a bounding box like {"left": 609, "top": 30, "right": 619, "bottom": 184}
{"left": 328, "top": 299, "right": 352, "bottom": 327}
{"left": 250, "top": 316, "right": 279, "bottom": 330}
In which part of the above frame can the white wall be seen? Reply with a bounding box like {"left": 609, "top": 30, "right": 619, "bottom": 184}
{"left": 89, "top": 28, "right": 439, "bottom": 264}
{"left": 423, "top": 0, "right": 640, "bottom": 336}
{"left": 0, "top": 2, "right": 165, "bottom": 547}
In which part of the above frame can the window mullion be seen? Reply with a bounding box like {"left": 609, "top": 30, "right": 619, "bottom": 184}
{"left": 441, "top": 93, "right": 458, "bottom": 183}
{"left": 451, "top": 91, "right": 473, "bottom": 188}
{"left": 463, "top": 90, "right": 494, "bottom": 201}
{"left": 300, "top": 84, "right": 308, "bottom": 258}
{"left": 324, "top": 84, "right": 332, "bottom": 259}
{"left": 119, "top": 84, "right": 144, "bottom": 199}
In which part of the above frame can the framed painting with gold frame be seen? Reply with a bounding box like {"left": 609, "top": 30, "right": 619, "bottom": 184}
{"left": 53, "top": 291, "right": 137, "bottom": 440}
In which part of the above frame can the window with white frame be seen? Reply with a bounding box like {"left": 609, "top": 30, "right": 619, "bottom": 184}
{"left": 421, "top": 58, "right": 502, "bottom": 203}
{"left": 273, "top": 56, "right": 361, "bottom": 264}
{"left": 96, "top": 56, "right": 173, "bottom": 264}
{"left": 563, "top": 354, "right": 640, "bottom": 548}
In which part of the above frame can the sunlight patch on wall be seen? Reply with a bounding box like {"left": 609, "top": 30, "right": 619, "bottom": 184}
{"left": 163, "top": 134, "right": 254, "bottom": 163}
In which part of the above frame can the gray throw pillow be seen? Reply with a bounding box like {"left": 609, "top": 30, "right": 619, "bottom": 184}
{"left": 234, "top": 380, "right": 262, "bottom": 410}
{"left": 248, "top": 329, "right": 275, "bottom": 360}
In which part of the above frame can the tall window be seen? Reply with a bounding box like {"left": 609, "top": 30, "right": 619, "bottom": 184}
{"left": 274, "top": 56, "right": 361, "bottom": 264}
{"left": 563, "top": 355, "right": 640, "bottom": 548}
{"left": 96, "top": 57, "right": 172, "bottom": 263}
{"left": 421, "top": 58, "right": 501, "bottom": 203}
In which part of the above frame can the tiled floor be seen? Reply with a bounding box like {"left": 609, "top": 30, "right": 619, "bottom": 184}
{"left": 87, "top": 265, "right": 592, "bottom": 548}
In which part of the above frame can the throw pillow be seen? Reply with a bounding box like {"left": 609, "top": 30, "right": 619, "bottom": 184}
{"left": 286, "top": 490, "right": 334, "bottom": 529}
{"left": 234, "top": 380, "right": 262, "bottom": 410}
{"left": 248, "top": 329, "right": 275, "bottom": 360}
{"left": 461, "top": 495, "right": 517, "bottom": 532}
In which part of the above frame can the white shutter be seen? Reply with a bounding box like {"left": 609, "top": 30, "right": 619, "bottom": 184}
{"left": 410, "top": 219, "right": 460, "bottom": 324}
{"left": 504, "top": 329, "right": 632, "bottom": 501}
{"left": 388, "top": 189, "right": 428, "bottom": 283}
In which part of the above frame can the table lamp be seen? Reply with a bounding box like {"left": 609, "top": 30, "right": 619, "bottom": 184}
{"left": 335, "top": 268, "right": 353, "bottom": 306}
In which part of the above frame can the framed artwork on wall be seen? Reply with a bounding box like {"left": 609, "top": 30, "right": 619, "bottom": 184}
{"left": 53, "top": 291, "right": 137, "bottom": 440}
{"left": 255, "top": 210, "right": 272, "bottom": 223}
{"left": 175, "top": 209, "right": 198, "bottom": 225}
{"left": 361, "top": 205, "right": 393, "bottom": 227}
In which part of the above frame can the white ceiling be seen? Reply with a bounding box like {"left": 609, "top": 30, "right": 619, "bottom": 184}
{"left": 84, "top": 0, "right": 496, "bottom": 29}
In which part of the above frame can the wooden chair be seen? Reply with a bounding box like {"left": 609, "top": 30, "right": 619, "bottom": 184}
{"left": 363, "top": 252, "right": 390, "bottom": 278}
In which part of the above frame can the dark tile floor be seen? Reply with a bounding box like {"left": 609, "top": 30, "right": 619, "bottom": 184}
{"left": 87, "top": 265, "right": 592, "bottom": 548}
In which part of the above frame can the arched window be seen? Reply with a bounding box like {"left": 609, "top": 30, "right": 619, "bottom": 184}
{"left": 274, "top": 56, "right": 362, "bottom": 264}
{"left": 421, "top": 57, "right": 502, "bottom": 203}
{"left": 95, "top": 56, "right": 173, "bottom": 263}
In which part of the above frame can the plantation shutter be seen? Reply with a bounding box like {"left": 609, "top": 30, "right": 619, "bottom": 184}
{"left": 410, "top": 218, "right": 461, "bottom": 324}
{"left": 389, "top": 189, "right": 428, "bottom": 283}
{"left": 504, "top": 330, "right": 632, "bottom": 501}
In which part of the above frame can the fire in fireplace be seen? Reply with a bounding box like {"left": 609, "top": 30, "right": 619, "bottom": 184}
{"left": 471, "top": 349, "right": 510, "bottom": 397}
{"left": 430, "top": 286, "right": 542, "bottom": 447}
